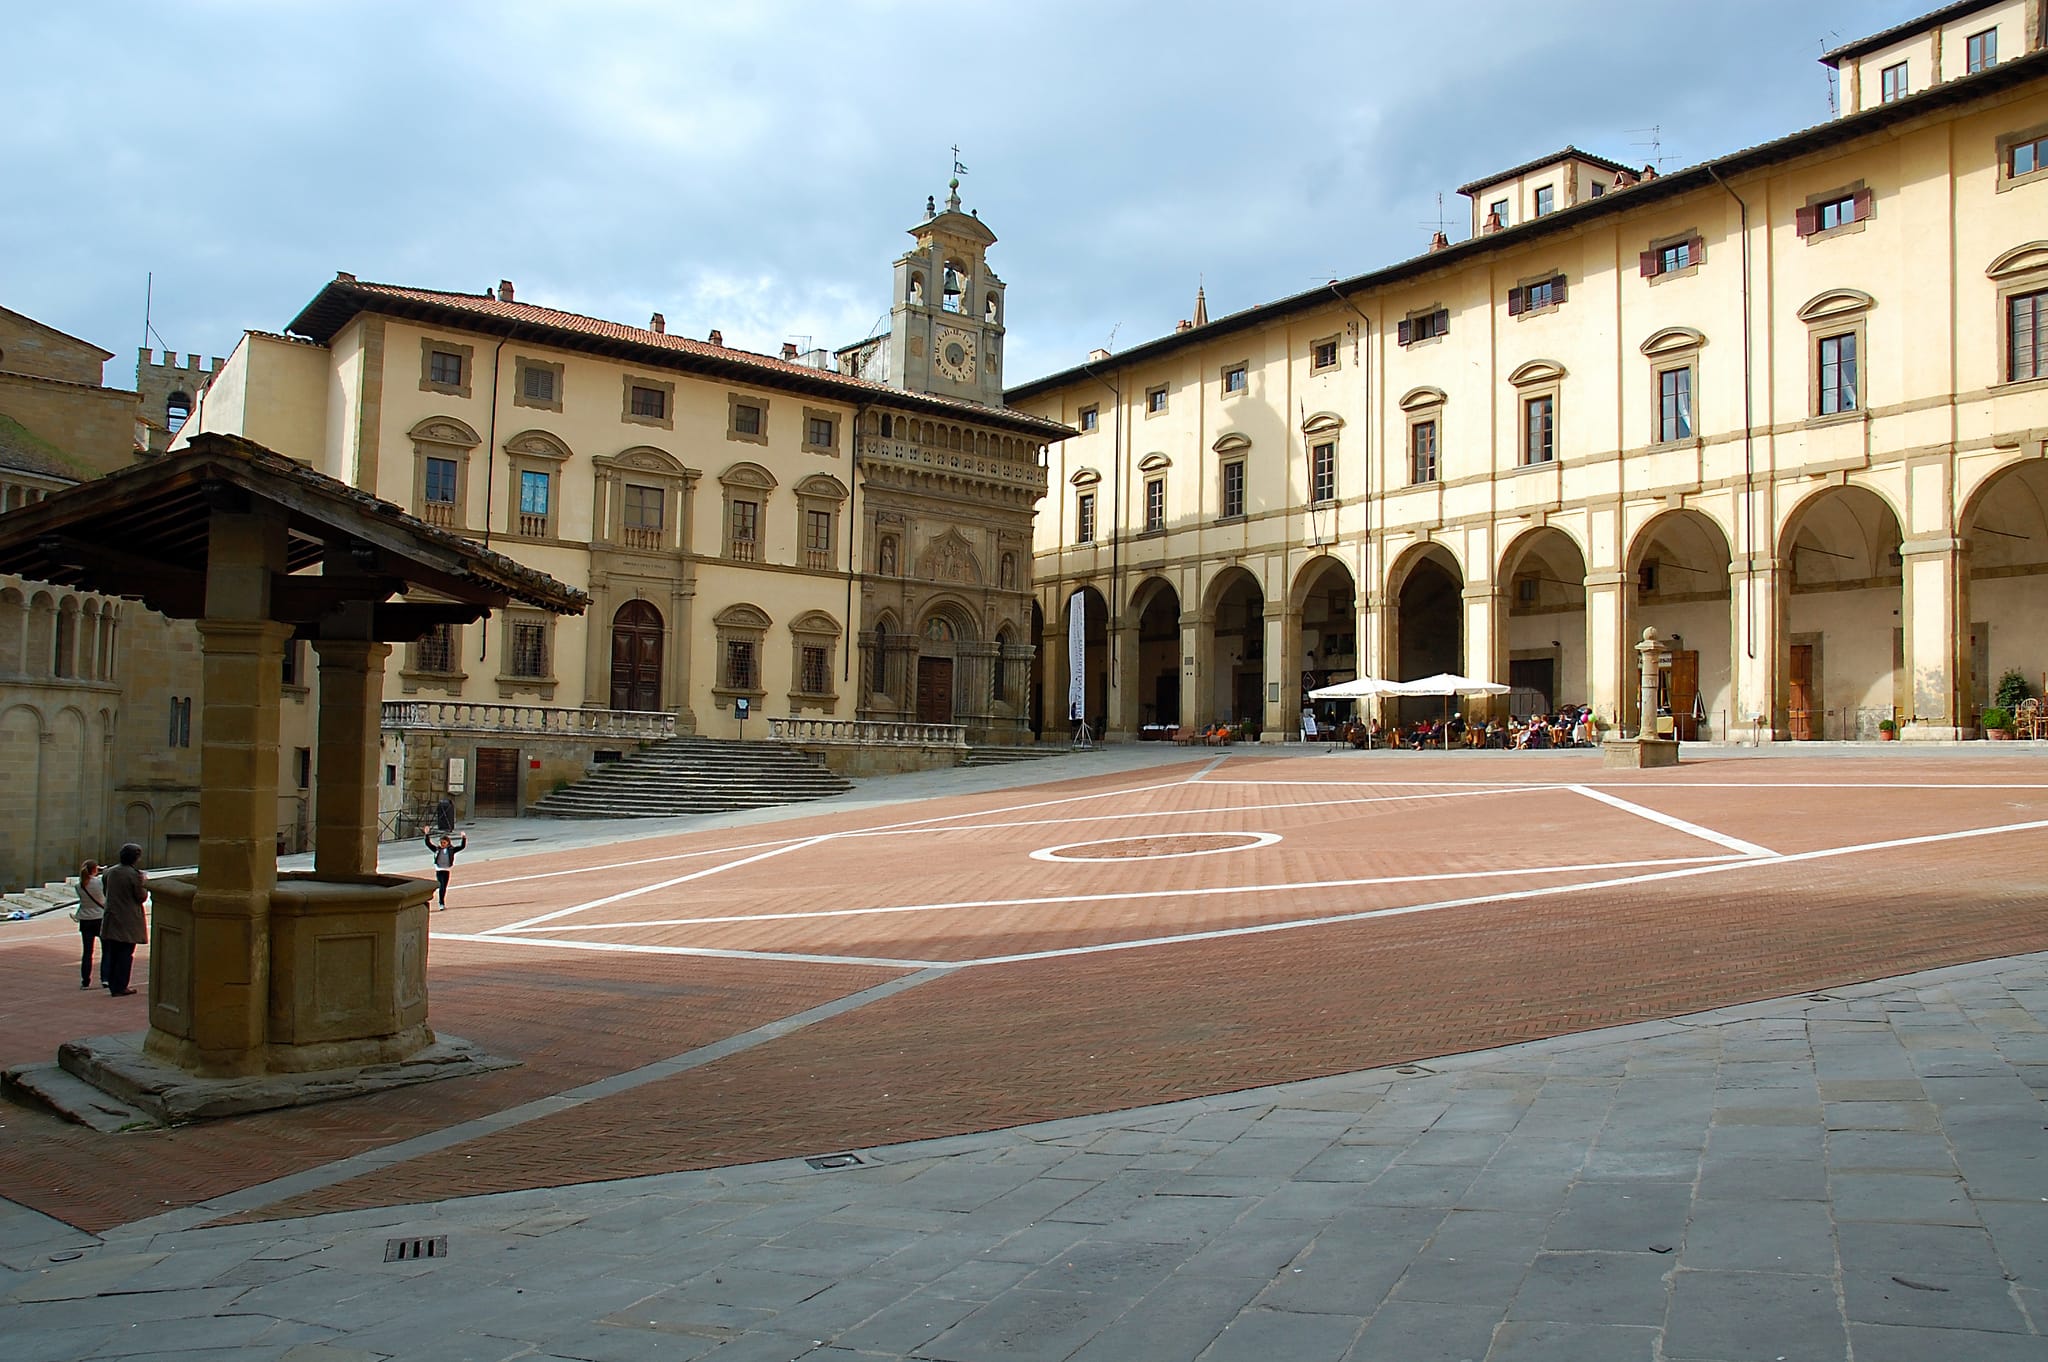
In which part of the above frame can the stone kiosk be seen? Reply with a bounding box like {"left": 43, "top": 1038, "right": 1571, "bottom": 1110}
{"left": 0, "top": 434, "right": 586, "bottom": 1125}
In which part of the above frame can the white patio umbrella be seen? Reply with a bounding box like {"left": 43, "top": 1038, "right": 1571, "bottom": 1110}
{"left": 1390, "top": 672, "right": 1511, "bottom": 748}
{"left": 1306, "top": 676, "right": 1406, "bottom": 748}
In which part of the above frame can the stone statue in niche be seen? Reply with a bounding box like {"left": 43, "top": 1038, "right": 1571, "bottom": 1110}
{"left": 909, "top": 275, "right": 924, "bottom": 307}
{"left": 878, "top": 536, "right": 898, "bottom": 576}
{"left": 985, "top": 296, "right": 998, "bottom": 323}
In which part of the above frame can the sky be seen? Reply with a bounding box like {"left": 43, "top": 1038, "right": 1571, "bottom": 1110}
{"left": 3, "top": 0, "right": 1910, "bottom": 391}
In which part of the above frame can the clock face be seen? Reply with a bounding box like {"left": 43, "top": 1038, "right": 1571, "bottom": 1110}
{"left": 934, "top": 327, "right": 977, "bottom": 382}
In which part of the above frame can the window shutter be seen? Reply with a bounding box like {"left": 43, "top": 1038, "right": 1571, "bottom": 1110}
{"left": 1433, "top": 308, "right": 1449, "bottom": 337}
{"left": 1397, "top": 318, "right": 1413, "bottom": 345}
{"left": 1851, "top": 187, "right": 1874, "bottom": 221}
{"left": 1795, "top": 205, "right": 1818, "bottom": 237}
{"left": 1640, "top": 249, "right": 1660, "bottom": 278}
{"left": 1689, "top": 235, "right": 1705, "bottom": 262}
{"left": 1552, "top": 274, "right": 1568, "bottom": 303}
{"left": 1507, "top": 287, "right": 1526, "bottom": 317}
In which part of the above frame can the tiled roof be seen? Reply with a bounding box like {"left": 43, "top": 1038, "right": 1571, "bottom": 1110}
{"left": 1822, "top": 0, "right": 2005, "bottom": 64}
{"left": 287, "top": 279, "right": 1072, "bottom": 443}
{"left": 0, "top": 413, "right": 93, "bottom": 483}
{"left": 1456, "top": 145, "right": 1636, "bottom": 197}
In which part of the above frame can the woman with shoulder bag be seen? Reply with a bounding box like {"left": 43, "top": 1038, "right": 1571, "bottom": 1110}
{"left": 74, "top": 859, "right": 107, "bottom": 990}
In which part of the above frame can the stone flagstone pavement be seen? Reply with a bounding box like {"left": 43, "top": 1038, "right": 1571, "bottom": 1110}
{"left": 4, "top": 950, "right": 2046, "bottom": 1362}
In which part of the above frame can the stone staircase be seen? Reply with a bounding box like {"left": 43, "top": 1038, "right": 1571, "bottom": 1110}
{"left": 2, "top": 878, "right": 79, "bottom": 921}
{"left": 958, "top": 743, "right": 1080, "bottom": 769}
{"left": 529, "top": 736, "right": 853, "bottom": 819}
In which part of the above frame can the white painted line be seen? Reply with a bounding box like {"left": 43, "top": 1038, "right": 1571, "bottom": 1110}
{"left": 433, "top": 931, "right": 952, "bottom": 970}
{"left": 487, "top": 834, "right": 839, "bottom": 934}
{"left": 1567, "top": 784, "right": 1778, "bottom": 858}
{"left": 1029, "top": 831, "right": 1282, "bottom": 863}
{"left": 863, "top": 784, "right": 1535, "bottom": 839}
{"left": 504, "top": 855, "right": 1743, "bottom": 934}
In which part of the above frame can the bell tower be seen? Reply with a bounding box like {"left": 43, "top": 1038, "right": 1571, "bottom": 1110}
{"left": 887, "top": 176, "right": 1006, "bottom": 406}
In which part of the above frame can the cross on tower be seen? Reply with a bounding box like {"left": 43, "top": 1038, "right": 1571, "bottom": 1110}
{"left": 950, "top": 145, "right": 968, "bottom": 180}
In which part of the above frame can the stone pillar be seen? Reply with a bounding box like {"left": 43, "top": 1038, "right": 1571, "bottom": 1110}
{"left": 670, "top": 575, "right": 698, "bottom": 734}
{"left": 1261, "top": 601, "right": 1289, "bottom": 740}
{"left": 1584, "top": 571, "right": 1631, "bottom": 731}
{"left": 1109, "top": 610, "right": 1141, "bottom": 739}
{"left": 1636, "top": 627, "right": 1666, "bottom": 739}
{"left": 1039, "top": 592, "right": 1069, "bottom": 728}
{"left": 1464, "top": 584, "right": 1508, "bottom": 720}
{"left": 1899, "top": 537, "right": 1970, "bottom": 739}
{"left": 311, "top": 637, "right": 392, "bottom": 879}
{"left": 1181, "top": 609, "right": 1211, "bottom": 730}
{"left": 1730, "top": 553, "right": 1789, "bottom": 742}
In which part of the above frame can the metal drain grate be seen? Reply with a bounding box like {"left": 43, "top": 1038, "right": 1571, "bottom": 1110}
{"left": 384, "top": 1235, "right": 447, "bottom": 1262}
{"left": 805, "top": 1153, "right": 864, "bottom": 1171}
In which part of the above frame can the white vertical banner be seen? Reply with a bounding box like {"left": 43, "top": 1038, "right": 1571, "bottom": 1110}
{"left": 1067, "top": 589, "right": 1087, "bottom": 721}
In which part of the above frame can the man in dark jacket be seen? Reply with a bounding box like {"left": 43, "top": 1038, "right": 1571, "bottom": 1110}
{"left": 100, "top": 842, "right": 149, "bottom": 998}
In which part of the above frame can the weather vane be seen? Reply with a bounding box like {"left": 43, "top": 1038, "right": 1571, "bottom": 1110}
{"left": 951, "top": 145, "right": 968, "bottom": 180}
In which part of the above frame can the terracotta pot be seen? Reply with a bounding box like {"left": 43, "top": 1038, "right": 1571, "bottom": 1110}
{"left": 1878, "top": 729, "right": 1895, "bottom": 741}
{"left": 1988, "top": 729, "right": 2014, "bottom": 741}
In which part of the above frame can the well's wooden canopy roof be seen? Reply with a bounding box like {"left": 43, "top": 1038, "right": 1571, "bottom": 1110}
{"left": 0, "top": 433, "right": 587, "bottom": 639}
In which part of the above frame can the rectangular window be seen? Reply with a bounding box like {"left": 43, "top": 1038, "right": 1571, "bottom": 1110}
{"left": 629, "top": 384, "right": 666, "bottom": 419}
{"left": 281, "top": 639, "right": 303, "bottom": 687}
{"left": 1817, "top": 194, "right": 1857, "bottom": 231}
{"left": 724, "top": 639, "right": 758, "bottom": 691}
{"left": 428, "top": 350, "right": 463, "bottom": 386}
{"left": 1146, "top": 385, "right": 1168, "bottom": 414}
{"left": 1523, "top": 395, "right": 1555, "bottom": 465}
{"left": 730, "top": 499, "right": 759, "bottom": 560}
{"left": 1489, "top": 198, "right": 1510, "bottom": 226}
{"left": 1881, "top": 61, "right": 1908, "bottom": 103}
{"left": 805, "top": 509, "right": 833, "bottom": 568}
{"left": 1818, "top": 332, "right": 1859, "bottom": 414}
{"left": 2009, "top": 289, "right": 2047, "bottom": 382}
{"left": 1658, "top": 367, "right": 1694, "bottom": 442}
{"left": 1076, "top": 491, "right": 1096, "bottom": 544}
{"left": 1967, "top": 28, "right": 1996, "bottom": 73}
{"left": 1526, "top": 278, "right": 1557, "bottom": 310}
{"left": 1221, "top": 460, "right": 1245, "bottom": 519}
{"left": 623, "top": 484, "right": 663, "bottom": 529}
{"left": 733, "top": 402, "right": 763, "bottom": 436}
{"left": 800, "top": 644, "right": 830, "bottom": 695}
{"left": 1533, "top": 185, "right": 1555, "bottom": 216}
{"left": 517, "top": 469, "right": 551, "bottom": 536}
{"left": 1223, "top": 363, "right": 1247, "bottom": 393}
{"left": 1311, "top": 338, "right": 1339, "bottom": 371}
{"left": 511, "top": 621, "right": 547, "bottom": 678}
{"left": 1144, "top": 476, "right": 1165, "bottom": 532}
{"left": 521, "top": 365, "right": 555, "bottom": 403}
{"left": 415, "top": 623, "right": 454, "bottom": 673}
{"left": 806, "top": 414, "right": 836, "bottom": 449}
{"left": 1410, "top": 420, "right": 1438, "bottom": 484}
{"left": 1079, "top": 404, "right": 1099, "bottom": 432}
{"left": 1398, "top": 308, "right": 1449, "bottom": 345}
{"left": 1310, "top": 441, "right": 1336, "bottom": 504}
{"left": 424, "top": 456, "right": 457, "bottom": 505}
{"left": 2010, "top": 134, "right": 2048, "bottom": 178}
{"left": 1659, "top": 241, "right": 1692, "bottom": 274}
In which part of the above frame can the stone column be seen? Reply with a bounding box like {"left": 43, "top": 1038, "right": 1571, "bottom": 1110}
{"left": 1039, "top": 594, "right": 1069, "bottom": 730}
{"left": 1730, "top": 553, "right": 1789, "bottom": 742}
{"left": 1899, "top": 536, "right": 1970, "bottom": 738}
{"left": 1109, "top": 609, "right": 1141, "bottom": 739}
{"left": 311, "top": 637, "right": 392, "bottom": 879}
{"left": 1464, "top": 583, "right": 1508, "bottom": 720}
{"left": 1584, "top": 570, "right": 1631, "bottom": 731}
{"left": 1181, "top": 609, "right": 1210, "bottom": 730}
{"left": 1636, "top": 627, "right": 1666, "bottom": 739}
{"left": 1261, "top": 601, "right": 1289, "bottom": 740}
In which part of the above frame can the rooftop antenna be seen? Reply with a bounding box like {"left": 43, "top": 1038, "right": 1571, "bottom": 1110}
{"left": 1417, "top": 192, "right": 1450, "bottom": 246}
{"left": 1627, "top": 125, "right": 1668, "bottom": 172}
{"left": 1820, "top": 33, "right": 1841, "bottom": 116}
{"left": 141, "top": 272, "right": 171, "bottom": 357}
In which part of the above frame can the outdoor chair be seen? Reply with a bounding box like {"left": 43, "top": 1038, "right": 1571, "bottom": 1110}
{"left": 2016, "top": 697, "right": 2043, "bottom": 740}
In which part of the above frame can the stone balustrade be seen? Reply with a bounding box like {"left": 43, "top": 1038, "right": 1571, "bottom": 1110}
{"left": 768, "top": 717, "right": 967, "bottom": 747}
{"left": 380, "top": 700, "right": 677, "bottom": 740}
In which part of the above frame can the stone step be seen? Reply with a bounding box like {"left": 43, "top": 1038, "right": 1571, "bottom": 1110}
{"left": 532, "top": 735, "right": 852, "bottom": 821}
{"left": 1, "top": 1061, "right": 156, "bottom": 1133}
{"left": 2, "top": 879, "right": 80, "bottom": 920}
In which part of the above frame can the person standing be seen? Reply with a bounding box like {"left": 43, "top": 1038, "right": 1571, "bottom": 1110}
{"left": 100, "top": 843, "right": 149, "bottom": 998}
{"left": 74, "top": 859, "right": 107, "bottom": 990}
{"left": 424, "top": 830, "right": 467, "bottom": 910}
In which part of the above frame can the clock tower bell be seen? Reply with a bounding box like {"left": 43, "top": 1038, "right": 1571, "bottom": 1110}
{"left": 888, "top": 178, "right": 1006, "bottom": 406}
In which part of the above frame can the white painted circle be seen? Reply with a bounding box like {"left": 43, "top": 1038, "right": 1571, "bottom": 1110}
{"left": 1029, "top": 830, "right": 1281, "bottom": 863}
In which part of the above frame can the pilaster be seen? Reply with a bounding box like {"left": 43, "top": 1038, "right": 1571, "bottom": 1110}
{"left": 311, "top": 638, "right": 392, "bottom": 879}
{"left": 1899, "top": 536, "right": 1970, "bottom": 737}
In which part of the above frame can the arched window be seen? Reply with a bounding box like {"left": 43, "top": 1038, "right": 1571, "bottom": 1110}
{"left": 166, "top": 392, "right": 192, "bottom": 434}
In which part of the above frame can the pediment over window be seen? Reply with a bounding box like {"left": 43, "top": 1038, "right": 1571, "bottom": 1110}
{"left": 599, "top": 445, "right": 690, "bottom": 477}
{"left": 1640, "top": 326, "right": 1707, "bottom": 357}
{"left": 503, "top": 429, "right": 571, "bottom": 462}
{"left": 789, "top": 609, "right": 842, "bottom": 637}
{"left": 1508, "top": 360, "right": 1567, "bottom": 387}
{"left": 1137, "top": 452, "right": 1171, "bottom": 471}
{"left": 1301, "top": 410, "right": 1345, "bottom": 434}
{"left": 1069, "top": 466, "right": 1101, "bottom": 487}
{"left": 1212, "top": 431, "right": 1252, "bottom": 454}
{"left": 409, "top": 416, "right": 480, "bottom": 448}
{"left": 713, "top": 602, "right": 771, "bottom": 630}
{"left": 719, "top": 460, "right": 778, "bottom": 491}
{"left": 1987, "top": 241, "right": 2048, "bottom": 279}
{"left": 1796, "top": 288, "right": 1875, "bottom": 323}
{"left": 795, "top": 473, "right": 848, "bottom": 500}
{"left": 1398, "top": 386, "right": 1446, "bottom": 412}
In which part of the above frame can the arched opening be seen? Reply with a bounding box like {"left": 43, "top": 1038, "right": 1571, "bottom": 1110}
{"left": 1781, "top": 486, "right": 1904, "bottom": 739}
{"left": 1060, "top": 586, "right": 1111, "bottom": 733}
{"left": 1205, "top": 568, "right": 1265, "bottom": 733}
{"left": 1628, "top": 510, "right": 1732, "bottom": 739}
{"left": 1029, "top": 598, "right": 1046, "bottom": 737}
{"left": 1292, "top": 557, "right": 1357, "bottom": 733}
{"left": 915, "top": 601, "right": 980, "bottom": 726}
{"left": 1130, "top": 577, "right": 1183, "bottom": 731}
{"left": 1389, "top": 545, "right": 1462, "bottom": 724}
{"left": 1501, "top": 528, "right": 1589, "bottom": 719}
{"left": 1960, "top": 458, "right": 2048, "bottom": 722}
{"left": 166, "top": 391, "right": 192, "bottom": 435}
{"left": 608, "top": 599, "right": 664, "bottom": 711}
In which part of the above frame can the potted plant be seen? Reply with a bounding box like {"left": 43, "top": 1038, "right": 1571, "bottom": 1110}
{"left": 1981, "top": 706, "right": 2014, "bottom": 740}
{"left": 1877, "top": 718, "right": 1897, "bottom": 742}
{"left": 1994, "top": 668, "right": 2034, "bottom": 713}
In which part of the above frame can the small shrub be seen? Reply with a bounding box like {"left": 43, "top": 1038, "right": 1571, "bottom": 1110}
{"left": 1877, "top": 718, "right": 1896, "bottom": 733}
{"left": 1981, "top": 706, "right": 2012, "bottom": 732}
{"left": 1994, "top": 668, "right": 2034, "bottom": 712}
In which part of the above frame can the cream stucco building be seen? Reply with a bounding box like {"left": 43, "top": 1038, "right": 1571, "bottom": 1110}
{"left": 184, "top": 188, "right": 1066, "bottom": 816}
{"left": 1012, "top": 0, "right": 2048, "bottom": 744}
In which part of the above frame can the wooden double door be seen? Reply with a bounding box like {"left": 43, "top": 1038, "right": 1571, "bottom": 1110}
{"left": 917, "top": 657, "right": 954, "bottom": 724}
{"left": 609, "top": 600, "right": 664, "bottom": 712}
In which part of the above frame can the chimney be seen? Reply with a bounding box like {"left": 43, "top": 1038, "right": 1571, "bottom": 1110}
{"left": 1429, "top": 230, "right": 1450, "bottom": 252}
{"left": 497, "top": 279, "right": 515, "bottom": 303}
{"left": 1088, "top": 347, "right": 1111, "bottom": 362}
{"left": 1640, "top": 164, "right": 1659, "bottom": 181}
{"left": 708, "top": 329, "right": 723, "bottom": 346}
{"left": 650, "top": 312, "right": 665, "bottom": 334}
{"left": 782, "top": 342, "right": 799, "bottom": 360}
{"left": 1482, "top": 212, "right": 1503, "bottom": 235}
{"left": 1174, "top": 320, "right": 1192, "bottom": 333}
{"left": 335, "top": 270, "right": 357, "bottom": 283}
